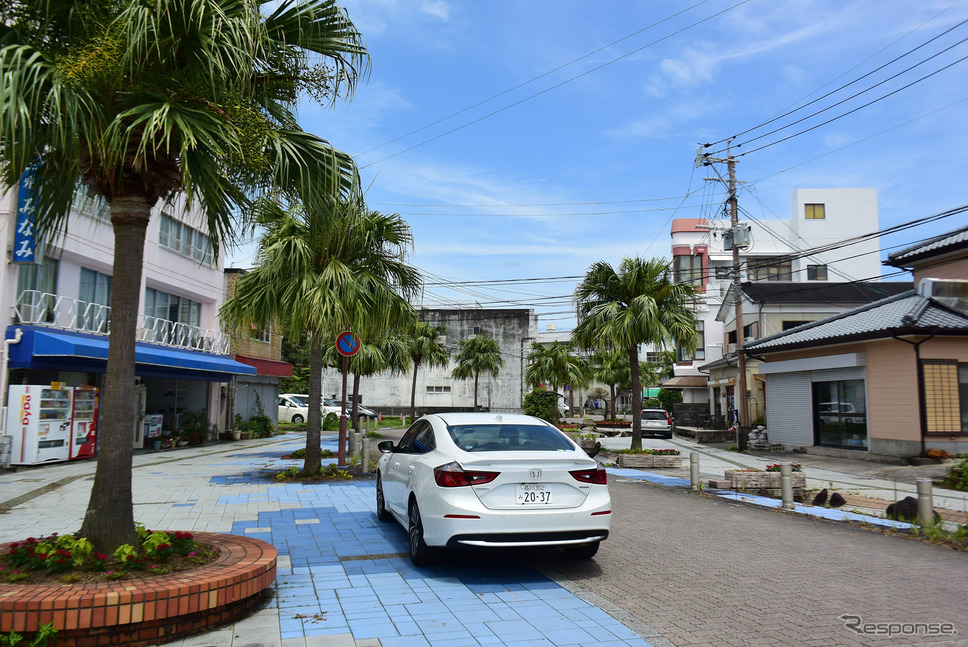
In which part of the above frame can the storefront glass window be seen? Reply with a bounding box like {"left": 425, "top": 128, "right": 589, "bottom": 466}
{"left": 814, "top": 379, "right": 867, "bottom": 449}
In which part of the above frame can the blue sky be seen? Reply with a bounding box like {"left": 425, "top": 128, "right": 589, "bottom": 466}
{"left": 228, "top": 0, "right": 968, "bottom": 331}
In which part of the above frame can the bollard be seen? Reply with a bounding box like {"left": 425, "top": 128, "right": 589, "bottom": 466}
{"left": 917, "top": 478, "right": 935, "bottom": 527}
{"left": 689, "top": 452, "right": 700, "bottom": 491}
{"left": 352, "top": 431, "right": 362, "bottom": 456}
{"left": 400, "top": 413, "right": 404, "bottom": 425}
{"left": 0, "top": 435, "right": 11, "bottom": 469}
{"left": 780, "top": 463, "right": 794, "bottom": 509}
{"left": 361, "top": 439, "right": 370, "bottom": 474}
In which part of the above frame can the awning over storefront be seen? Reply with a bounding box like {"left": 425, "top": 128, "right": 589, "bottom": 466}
{"left": 7, "top": 325, "right": 257, "bottom": 381}
{"left": 235, "top": 355, "right": 293, "bottom": 378}
{"left": 660, "top": 375, "right": 709, "bottom": 389}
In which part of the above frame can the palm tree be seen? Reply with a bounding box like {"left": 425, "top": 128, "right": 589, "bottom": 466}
{"left": 221, "top": 197, "right": 420, "bottom": 472}
{"left": 452, "top": 335, "right": 504, "bottom": 411}
{"left": 525, "top": 341, "right": 587, "bottom": 416}
{"left": 573, "top": 258, "right": 697, "bottom": 450}
{"left": 407, "top": 321, "right": 450, "bottom": 420}
{"left": 0, "top": 0, "right": 368, "bottom": 552}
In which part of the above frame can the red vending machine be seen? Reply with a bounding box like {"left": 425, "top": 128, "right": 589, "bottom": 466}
{"left": 69, "top": 386, "right": 98, "bottom": 460}
{"left": 6, "top": 384, "right": 73, "bottom": 465}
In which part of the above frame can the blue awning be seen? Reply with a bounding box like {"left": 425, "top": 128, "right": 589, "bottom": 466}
{"left": 7, "top": 326, "right": 257, "bottom": 381}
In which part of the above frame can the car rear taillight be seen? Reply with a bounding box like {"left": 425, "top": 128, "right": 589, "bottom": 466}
{"left": 433, "top": 461, "right": 499, "bottom": 487}
{"left": 570, "top": 468, "right": 607, "bottom": 485}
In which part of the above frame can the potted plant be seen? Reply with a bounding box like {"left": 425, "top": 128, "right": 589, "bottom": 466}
{"left": 181, "top": 410, "right": 214, "bottom": 446}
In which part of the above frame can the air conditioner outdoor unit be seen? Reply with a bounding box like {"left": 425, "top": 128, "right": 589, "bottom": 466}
{"left": 919, "top": 278, "right": 968, "bottom": 314}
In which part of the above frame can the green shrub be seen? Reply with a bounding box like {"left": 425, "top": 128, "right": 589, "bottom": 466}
{"left": 942, "top": 458, "right": 968, "bottom": 492}
{"left": 523, "top": 388, "right": 558, "bottom": 423}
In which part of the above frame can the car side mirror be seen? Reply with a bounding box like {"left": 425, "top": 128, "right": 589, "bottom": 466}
{"left": 377, "top": 440, "right": 395, "bottom": 453}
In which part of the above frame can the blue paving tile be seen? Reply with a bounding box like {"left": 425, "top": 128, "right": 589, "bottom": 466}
{"left": 381, "top": 637, "right": 432, "bottom": 647}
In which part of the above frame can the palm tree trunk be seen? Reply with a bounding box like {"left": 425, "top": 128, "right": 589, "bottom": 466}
{"left": 473, "top": 373, "right": 479, "bottom": 411}
{"left": 410, "top": 359, "right": 420, "bottom": 421}
{"left": 351, "top": 371, "right": 362, "bottom": 444}
{"left": 629, "top": 345, "right": 643, "bottom": 451}
{"left": 304, "top": 340, "right": 324, "bottom": 473}
{"left": 609, "top": 385, "right": 617, "bottom": 419}
{"left": 79, "top": 196, "right": 151, "bottom": 553}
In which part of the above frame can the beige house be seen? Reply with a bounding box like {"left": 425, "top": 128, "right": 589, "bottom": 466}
{"left": 702, "top": 282, "right": 912, "bottom": 426}
{"left": 745, "top": 225, "right": 968, "bottom": 460}
{"left": 222, "top": 268, "right": 292, "bottom": 429}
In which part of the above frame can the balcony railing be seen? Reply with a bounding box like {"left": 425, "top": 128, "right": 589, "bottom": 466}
{"left": 13, "top": 290, "right": 230, "bottom": 355}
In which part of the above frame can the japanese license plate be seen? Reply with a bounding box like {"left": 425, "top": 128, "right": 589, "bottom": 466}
{"left": 517, "top": 483, "right": 552, "bottom": 505}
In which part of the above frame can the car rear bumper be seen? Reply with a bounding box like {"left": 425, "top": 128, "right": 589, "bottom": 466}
{"left": 445, "top": 529, "right": 609, "bottom": 549}
{"left": 418, "top": 487, "right": 612, "bottom": 548}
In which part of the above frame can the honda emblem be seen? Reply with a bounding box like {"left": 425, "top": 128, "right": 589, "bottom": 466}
{"left": 530, "top": 468, "right": 542, "bottom": 480}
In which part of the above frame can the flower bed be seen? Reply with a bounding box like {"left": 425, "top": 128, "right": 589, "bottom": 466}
{"left": 724, "top": 469, "right": 806, "bottom": 489}
{"left": 616, "top": 449, "right": 682, "bottom": 469}
{"left": 0, "top": 533, "right": 276, "bottom": 646}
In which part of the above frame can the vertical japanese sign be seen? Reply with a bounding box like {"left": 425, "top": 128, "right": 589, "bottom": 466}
{"left": 14, "top": 166, "right": 38, "bottom": 264}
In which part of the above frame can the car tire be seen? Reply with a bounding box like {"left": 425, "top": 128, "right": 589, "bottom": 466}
{"left": 291, "top": 414, "right": 304, "bottom": 424}
{"left": 564, "top": 541, "right": 600, "bottom": 560}
{"left": 376, "top": 474, "right": 392, "bottom": 522}
{"left": 407, "top": 499, "right": 438, "bottom": 567}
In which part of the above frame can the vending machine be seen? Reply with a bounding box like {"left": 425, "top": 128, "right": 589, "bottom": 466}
{"left": 6, "top": 384, "right": 73, "bottom": 465}
{"left": 69, "top": 386, "right": 99, "bottom": 460}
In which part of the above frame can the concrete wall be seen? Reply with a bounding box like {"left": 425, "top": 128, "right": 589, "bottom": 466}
{"left": 330, "top": 308, "right": 538, "bottom": 414}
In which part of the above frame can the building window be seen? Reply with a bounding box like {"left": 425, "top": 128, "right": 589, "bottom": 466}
{"left": 804, "top": 203, "right": 825, "bottom": 219}
{"left": 813, "top": 379, "right": 867, "bottom": 449}
{"left": 470, "top": 326, "right": 481, "bottom": 335}
{"left": 72, "top": 186, "right": 109, "bottom": 222}
{"left": 144, "top": 288, "right": 202, "bottom": 346}
{"left": 673, "top": 254, "right": 703, "bottom": 287}
{"left": 748, "top": 258, "right": 793, "bottom": 281}
{"left": 782, "top": 320, "right": 806, "bottom": 331}
{"left": 79, "top": 268, "right": 112, "bottom": 333}
{"left": 159, "top": 213, "right": 214, "bottom": 265}
{"left": 714, "top": 266, "right": 731, "bottom": 280}
{"left": 249, "top": 325, "right": 271, "bottom": 343}
{"left": 742, "top": 322, "right": 756, "bottom": 340}
{"left": 676, "top": 321, "right": 705, "bottom": 362}
{"left": 646, "top": 352, "right": 664, "bottom": 364}
{"left": 922, "top": 361, "right": 967, "bottom": 433}
{"left": 16, "top": 258, "right": 59, "bottom": 324}
{"left": 807, "top": 264, "right": 828, "bottom": 281}
{"left": 426, "top": 386, "right": 451, "bottom": 393}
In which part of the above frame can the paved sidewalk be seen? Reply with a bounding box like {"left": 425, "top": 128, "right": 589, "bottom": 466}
{"left": 598, "top": 432, "right": 968, "bottom": 521}
{"left": 0, "top": 434, "right": 654, "bottom": 647}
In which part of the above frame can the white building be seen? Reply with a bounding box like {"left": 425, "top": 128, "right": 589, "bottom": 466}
{"left": 332, "top": 308, "right": 538, "bottom": 415}
{"left": 0, "top": 182, "right": 256, "bottom": 449}
{"left": 667, "top": 189, "right": 882, "bottom": 413}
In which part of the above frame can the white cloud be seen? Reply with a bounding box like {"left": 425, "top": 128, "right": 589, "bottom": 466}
{"left": 421, "top": 1, "right": 451, "bottom": 21}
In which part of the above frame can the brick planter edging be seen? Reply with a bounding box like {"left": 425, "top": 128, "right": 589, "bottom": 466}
{"left": 0, "top": 532, "right": 276, "bottom": 647}
{"left": 724, "top": 470, "right": 807, "bottom": 489}
{"left": 616, "top": 454, "right": 683, "bottom": 468}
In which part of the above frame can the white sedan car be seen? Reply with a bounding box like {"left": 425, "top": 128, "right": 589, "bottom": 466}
{"left": 376, "top": 412, "right": 611, "bottom": 566}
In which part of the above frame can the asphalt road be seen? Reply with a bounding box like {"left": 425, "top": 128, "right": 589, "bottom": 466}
{"left": 523, "top": 476, "right": 968, "bottom": 647}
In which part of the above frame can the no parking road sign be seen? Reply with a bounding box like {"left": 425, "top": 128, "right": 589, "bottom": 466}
{"left": 336, "top": 331, "right": 361, "bottom": 357}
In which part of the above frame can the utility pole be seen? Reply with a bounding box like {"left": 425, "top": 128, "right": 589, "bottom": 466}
{"left": 697, "top": 144, "right": 750, "bottom": 444}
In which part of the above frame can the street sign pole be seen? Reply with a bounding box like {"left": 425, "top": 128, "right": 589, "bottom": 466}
{"left": 335, "top": 330, "right": 361, "bottom": 467}
{"left": 339, "top": 354, "right": 349, "bottom": 466}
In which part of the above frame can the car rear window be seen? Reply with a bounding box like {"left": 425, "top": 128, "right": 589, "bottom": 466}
{"left": 448, "top": 424, "right": 574, "bottom": 452}
{"left": 642, "top": 411, "right": 668, "bottom": 421}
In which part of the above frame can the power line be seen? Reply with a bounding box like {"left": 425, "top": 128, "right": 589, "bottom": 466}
{"left": 355, "top": 0, "right": 718, "bottom": 158}
{"left": 705, "top": 17, "right": 968, "bottom": 151}
{"left": 359, "top": 0, "right": 751, "bottom": 169}
{"left": 735, "top": 52, "right": 968, "bottom": 158}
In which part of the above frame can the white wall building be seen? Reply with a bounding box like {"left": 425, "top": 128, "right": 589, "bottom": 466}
{"left": 668, "top": 188, "right": 882, "bottom": 411}
{"left": 0, "top": 181, "right": 256, "bottom": 450}
{"left": 330, "top": 308, "right": 538, "bottom": 416}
